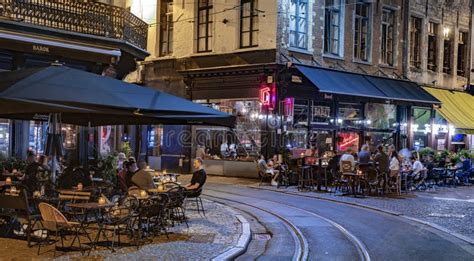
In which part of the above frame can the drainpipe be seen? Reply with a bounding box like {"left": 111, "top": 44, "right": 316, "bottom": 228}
{"left": 402, "top": 0, "right": 410, "bottom": 78}
{"left": 467, "top": 0, "right": 473, "bottom": 89}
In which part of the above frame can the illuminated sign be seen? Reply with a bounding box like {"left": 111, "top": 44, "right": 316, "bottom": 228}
{"left": 259, "top": 86, "right": 271, "bottom": 106}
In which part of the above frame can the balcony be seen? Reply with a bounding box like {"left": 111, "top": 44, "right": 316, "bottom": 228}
{"left": 0, "top": 0, "right": 148, "bottom": 50}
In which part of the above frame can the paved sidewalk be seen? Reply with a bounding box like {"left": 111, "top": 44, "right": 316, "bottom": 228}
{"left": 0, "top": 199, "right": 243, "bottom": 260}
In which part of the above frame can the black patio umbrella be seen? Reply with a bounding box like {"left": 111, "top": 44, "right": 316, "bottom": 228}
{"left": 0, "top": 65, "right": 233, "bottom": 120}
{"left": 0, "top": 66, "right": 236, "bottom": 181}
{"left": 0, "top": 66, "right": 235, "bottom": 127}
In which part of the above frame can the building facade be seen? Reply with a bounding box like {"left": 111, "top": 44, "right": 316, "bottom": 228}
{"left": 0, "top": 0, "right": 149, "bottom": 162}
{"left": 137, "top": 0, "right": 473, "bottom": 174}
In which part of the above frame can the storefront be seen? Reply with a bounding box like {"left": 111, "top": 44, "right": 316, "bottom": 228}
{"left": 282, "top": 64, "right": 440, "bottom": 156}
{"left": 180, "top": 64, "right": 275, "bottom": 177}
{"left": 423, "top": 87, "right": 474, "bottom": 151}
{"left": 177, "top": 63, "right": 440, "bottom": 176}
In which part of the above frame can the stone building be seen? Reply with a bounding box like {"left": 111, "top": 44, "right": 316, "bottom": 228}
{"left": 134, "top": 0, "right": 473, "bottom": 173}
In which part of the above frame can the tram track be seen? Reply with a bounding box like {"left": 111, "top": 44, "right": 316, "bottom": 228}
{"left": 204, "top": 188, "right": 371, "bottom": 261}
{"left": 204, "top": 193, "right": 309, "bottom": 261}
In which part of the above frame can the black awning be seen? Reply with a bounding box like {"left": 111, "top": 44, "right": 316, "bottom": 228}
{"left": 295, "top": 65, "right": 440, "bottom": 104}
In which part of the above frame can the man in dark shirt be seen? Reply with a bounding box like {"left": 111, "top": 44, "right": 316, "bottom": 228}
{"left": 374, "top": 145, "right": 389, "bottom": 174}
{"left": 185, "top": 158, "right": 207, "bottom": 192}
{"left": 20, "top": 152, "right": 41, "bottom": 194}
{"left": 124, "top": 157, "right": 139, "bottom": 188}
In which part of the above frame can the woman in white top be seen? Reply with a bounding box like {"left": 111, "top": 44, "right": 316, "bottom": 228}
{"left": 389, "top": 151, "right": 400, "bottom": 177}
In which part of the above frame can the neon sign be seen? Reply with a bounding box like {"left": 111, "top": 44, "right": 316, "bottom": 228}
{"left": 259, "top": 86, "right": 271, "bottom": 106}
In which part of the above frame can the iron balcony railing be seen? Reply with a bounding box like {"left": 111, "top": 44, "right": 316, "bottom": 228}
{"left": 0, "top": 0, "right": 148, "bottom": 50}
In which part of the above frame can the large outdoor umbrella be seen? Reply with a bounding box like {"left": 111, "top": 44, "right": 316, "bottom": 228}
{"left": 0, "top": 66, "right": 236, "bottom": 181}
{"left": 0, "top": 66, "right": 235, "bottom": 127}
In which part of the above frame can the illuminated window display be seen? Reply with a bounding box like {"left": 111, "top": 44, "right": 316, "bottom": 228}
{"left": 0, "top": 120, "right": 10, "bottom": 157}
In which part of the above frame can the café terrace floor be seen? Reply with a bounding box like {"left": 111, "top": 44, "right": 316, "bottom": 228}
{"left": 0, "top": 199, "right": 242, "bottom": 260}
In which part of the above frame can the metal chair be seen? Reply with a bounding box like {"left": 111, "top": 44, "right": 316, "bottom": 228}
{"left": 186, "top": 188, "right": 205, "bottom": 216}
{"left": 0, "top": 184, "right": 41, "bottom": 247}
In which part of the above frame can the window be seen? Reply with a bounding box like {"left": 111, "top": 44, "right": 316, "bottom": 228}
{"left": 289, "top": 0, "right": 309, "bottom": 49}
{"left": 159, "top": 0, "right": 173, "bottom": 56}
{"left": 197, "top": 0, "right": 213, "bottom": 52}
{"left": 240, "top": 0, "right": 258, "bottom": 48}
{"left": 380, "top": 8, "right": 394, "bottom": 65}
{"left": 353, "top": 1, "right": 371, "bottom": 62}
{"left": 443, "top": 28, "right": 452, "bottom": 74}
{"left": 427, "top": 22, "right": 438, "bottom": 71}
{"left": 410, "top": 16, "right": 422, "bottom": 68}
{"left": 457, "top": 31, "right": 468, "bottom": 76}
{"left": 324, "top": 0, "right": 342, "bottom": 56}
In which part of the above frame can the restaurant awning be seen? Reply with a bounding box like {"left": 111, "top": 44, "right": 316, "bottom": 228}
{"left": 423, "top": 87, "right": 474, "bottom": 134}
{"left": 295, "top": 65, "right": 440, "bottom": 104}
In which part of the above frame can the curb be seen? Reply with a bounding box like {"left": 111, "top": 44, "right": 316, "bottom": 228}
{"left": 209, "top": 203, "right": 251, "bottom": 261}
{"left": 246, "top": 185, "right": 474, "bottom": 246}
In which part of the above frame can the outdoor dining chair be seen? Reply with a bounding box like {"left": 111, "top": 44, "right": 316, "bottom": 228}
{"left": 0, "top": 184, "right": 41, "bottom": 247}
{"left": 185, "top": 188, "right": 205, "bottom": 216}
{"left": 37, "top": 203, "right": 89, "bottom": 257}
{"left": 95, "top": 196, "right": 140, "bottom": 252}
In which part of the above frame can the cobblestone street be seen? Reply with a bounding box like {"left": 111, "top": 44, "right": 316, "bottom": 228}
{"left": 249, "top": 182, "right": 474, "bottom": 241}
{"left": 191, "top": 175, "right": 474, "bottom": 242}
{"left": 0, "top": 200, "right": 242, "bottom": 260}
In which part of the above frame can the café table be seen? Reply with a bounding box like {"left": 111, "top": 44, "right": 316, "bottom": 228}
{"left": 66, "top": 202, "right": 115, "bottom": 248}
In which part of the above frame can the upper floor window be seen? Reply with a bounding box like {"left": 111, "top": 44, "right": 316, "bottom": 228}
{"left": 197, "top": 0, "right": 213, "bottom": 52}
{"left": 427, "top": 22, "right": 438, "bottom": 71}
{"left": 324, "top": 0, "right": 343, "bottom": 56}
{"left": 457, "top": 31, "right": 468, "bottom": 76}
{"left": 159, "top": 0, "right": 173, "bottom": 56}
{"left": 380, "top": 8, "right": 394, "bottom": 65}
{"left": 289, "top": 0, "right": 309, "bottom": 49}
{"left": 443, "top": 27, "right": 452, "bottom": 74}
{"left": 409, "top": 16, "right": 422, "bottom": 68}
{"left": 353, "top": 1, "right": 371, "bottom": 62}
{"left": 240, "top": 0, "right": 258, "bottom": 48}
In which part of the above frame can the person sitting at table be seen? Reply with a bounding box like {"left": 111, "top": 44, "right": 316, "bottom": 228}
{"left": 456, "top": 156, "right": 472, "bottom": 185}
{"left": 117, "top": 152, "right": 127, "bottom": 172}
{"left": 358, "top": 144, "right": 371, "bottom": 165}
{"left": 125, "top": 157, "right": 139, "bottom": 188}
{"left": 410, "top": 155, "right": 425, "bottom": 188}
{"left": 19, "top": 151, "right": 41, "bottom": 194}
{"left": 131, "top": 160, "right": 156, "bottom": 190}
{"left": 117, "top": 160, "right": 128, "bottom": 192}
{"left": 185, "top": 158, "right": 207, "bottom": 193}
{"left": 258, "top": 155, "right": 279, "bottom": 186}
{"left": 339, "top": 147, "right": 355, "bottom": 172}
{"left": 389, "top": 151, "right": 400, "bottom": 178}
{"left": 374, "top": 145, "right": 389, "bottom": 170}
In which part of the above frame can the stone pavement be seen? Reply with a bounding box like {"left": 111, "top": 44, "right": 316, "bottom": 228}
{"left": 0, "top": 199, "right": 243, "bottom": 260}
{"left": 250, "top": 182, "right": 474, "bottom": 242}
{"left": 191, "top": 175, "right": 474, "bottom": 242}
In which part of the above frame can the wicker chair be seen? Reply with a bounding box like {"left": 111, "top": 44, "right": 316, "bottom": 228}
{"left": 37, "top": 203, "right": 88, "bottom": 256}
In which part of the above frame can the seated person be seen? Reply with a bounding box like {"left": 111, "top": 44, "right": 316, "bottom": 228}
{"left": 125, "top": 157, "right": 139, "bottom": 188}
{"left": 339, "top": 147, "right": 355, "bottom": 172}
{"left": 185, "top": 158, "right": 207, "bottom": 195}
{"left": 131, "top": 160, "right": 156, "bottom": 190}
{"left": 117, "top": 160, "right": 128, "bottom": 192}
{"left": 258, "top": 155, "right": 279, "bottom": 185}
{"left": 358, "top": 144, "right": 371, "bottom": 165}
{"left": 410, "top": 156, "right": 425, "bottom": 186}
{"left": 19, "top": 152, "right": 41, "bottom": 194}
